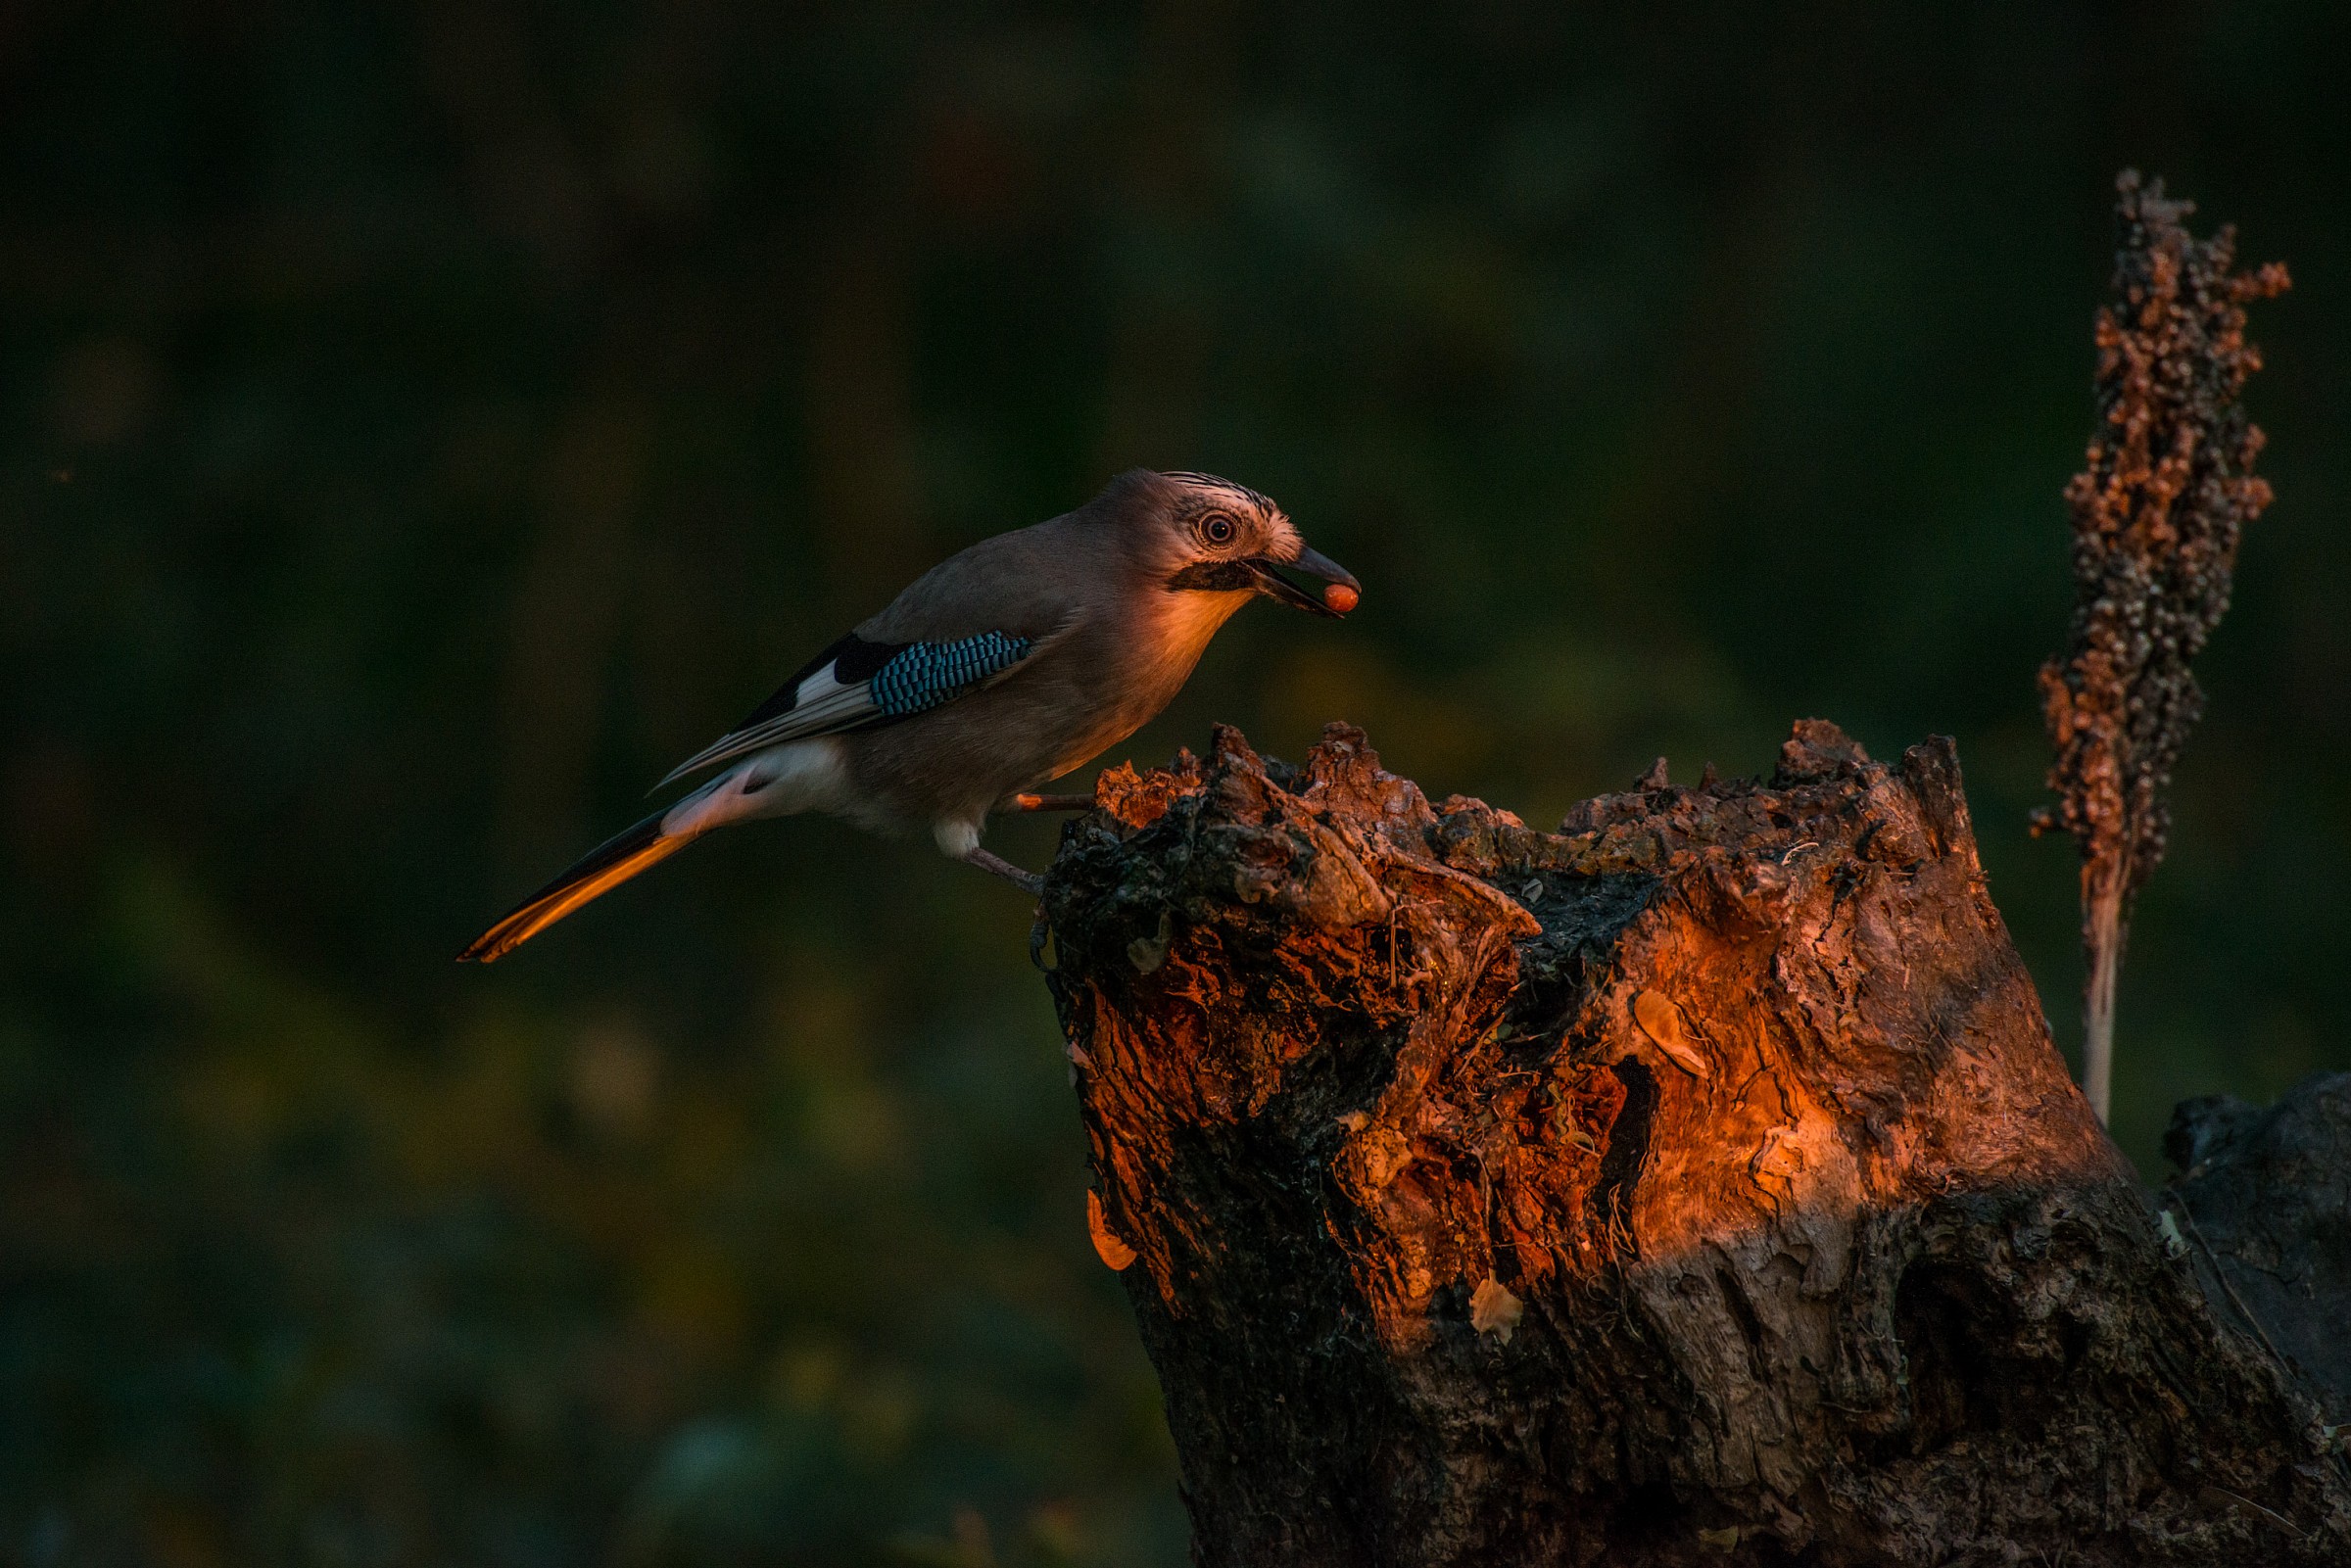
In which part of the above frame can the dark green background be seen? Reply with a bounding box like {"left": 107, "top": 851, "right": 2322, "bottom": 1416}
{"left": 4, "top": 3, "right": 2345, "bottom": 1562}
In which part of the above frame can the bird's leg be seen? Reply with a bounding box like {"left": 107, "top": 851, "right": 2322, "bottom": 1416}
{"left": 960, "top": 844, "right": 1044, "bottom": 896}
{"left": 1004, "top": 792, "right": 1093, "bottom": 812}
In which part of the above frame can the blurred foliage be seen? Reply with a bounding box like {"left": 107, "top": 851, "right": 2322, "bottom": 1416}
{"left": 4, "top": 2, "right": 2349, "bottom": 1563}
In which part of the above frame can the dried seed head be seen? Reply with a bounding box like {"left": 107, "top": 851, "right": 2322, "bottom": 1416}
{"left": 2037, "top": 171, "right": 2288, "bottom": 916}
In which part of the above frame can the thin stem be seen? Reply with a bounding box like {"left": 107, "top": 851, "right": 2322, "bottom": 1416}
{"left": 2082, "top": 871, "right": 2124, "bottom": 1126}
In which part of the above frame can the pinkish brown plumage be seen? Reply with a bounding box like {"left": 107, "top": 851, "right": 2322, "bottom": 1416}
{"left": 461, "top": 469, "right": 1359, "bottom": 962}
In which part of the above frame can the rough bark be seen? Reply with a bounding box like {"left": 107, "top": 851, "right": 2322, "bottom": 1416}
{"left": 1040, "top": 720, "right": 2351, "bottom": 1567}
{"left": 2165, "top": 1074, "right": 2351, "bottom": 1425}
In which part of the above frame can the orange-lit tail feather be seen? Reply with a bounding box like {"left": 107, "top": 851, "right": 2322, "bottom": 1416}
{"left": 457, "top": 813, "right": 696, "bottom": 964}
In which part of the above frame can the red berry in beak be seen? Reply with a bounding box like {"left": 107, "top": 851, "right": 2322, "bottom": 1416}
{"left": 1322, "top": 583, "right": 1360, "bottom": 614}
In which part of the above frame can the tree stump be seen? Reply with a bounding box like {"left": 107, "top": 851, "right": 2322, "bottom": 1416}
{"left": 1039, "top": 721, "right": 2351, "bottom": 1567}
{"left": 2166, "top": 1073, "right": 2351, "bottom": 1424}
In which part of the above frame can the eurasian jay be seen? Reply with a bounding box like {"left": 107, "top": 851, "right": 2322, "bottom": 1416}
{"left": 458, "top": 469, "right": 1360, "bottom": 962}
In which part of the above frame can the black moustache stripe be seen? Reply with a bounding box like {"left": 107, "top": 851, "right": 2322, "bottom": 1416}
{"left": 1167, "top": 559, "right": 1261, "bottom": 593}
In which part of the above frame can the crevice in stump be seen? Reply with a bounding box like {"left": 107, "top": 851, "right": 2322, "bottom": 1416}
{"left": 1041, "top": 720, "right": 2351, "bottom": 1568}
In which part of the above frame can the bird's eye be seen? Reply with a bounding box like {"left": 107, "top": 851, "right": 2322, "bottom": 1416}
{"left": 1201, "top": 513, "right": 1236, "bottom": 546}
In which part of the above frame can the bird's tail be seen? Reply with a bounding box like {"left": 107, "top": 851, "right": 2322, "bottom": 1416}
{"left": 457, "top": 811, "right": 699, "bottom": 964}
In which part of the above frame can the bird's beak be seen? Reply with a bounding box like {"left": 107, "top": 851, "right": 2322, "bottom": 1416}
{"left": 1247, "top": 545, "right": 1362, "bottom": 617}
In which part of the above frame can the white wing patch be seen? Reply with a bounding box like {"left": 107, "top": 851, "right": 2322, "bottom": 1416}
{"left": 792, "top": 663, "right": 855, "bottom": 707}
{"left": 654, "top": 629, "right": 1045, "bottom": 791}
{"left": 655, "top": 678, "right": 878, "bottom": 787}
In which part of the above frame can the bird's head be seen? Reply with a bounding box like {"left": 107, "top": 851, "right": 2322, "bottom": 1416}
{"left": 1135, "top": 470, "right": 1361, "bottom": 618}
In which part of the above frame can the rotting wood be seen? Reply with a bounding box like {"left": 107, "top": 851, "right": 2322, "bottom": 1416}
{"left": 1041, "top": 720, "right": 2351, "bottom": 1567}
{"left": 2165, "top": 1074, "right": 2351, "bottom": 1425}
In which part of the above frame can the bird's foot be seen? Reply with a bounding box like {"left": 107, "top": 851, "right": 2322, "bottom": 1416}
{"left": 961, "top": 845, "right": 1044, "bottom": 896}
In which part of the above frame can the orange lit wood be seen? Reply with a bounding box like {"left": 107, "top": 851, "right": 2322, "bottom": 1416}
{"left": 1008, "top": 792, "right": 1095, "bottom": 812}
{"left": 1038, "top": 722, "right": 2350, "bottom": 1567}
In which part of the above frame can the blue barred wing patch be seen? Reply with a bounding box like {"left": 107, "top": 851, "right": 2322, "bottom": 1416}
{"left": 869, "top": 632, "right": 1033, "bottom": 718}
